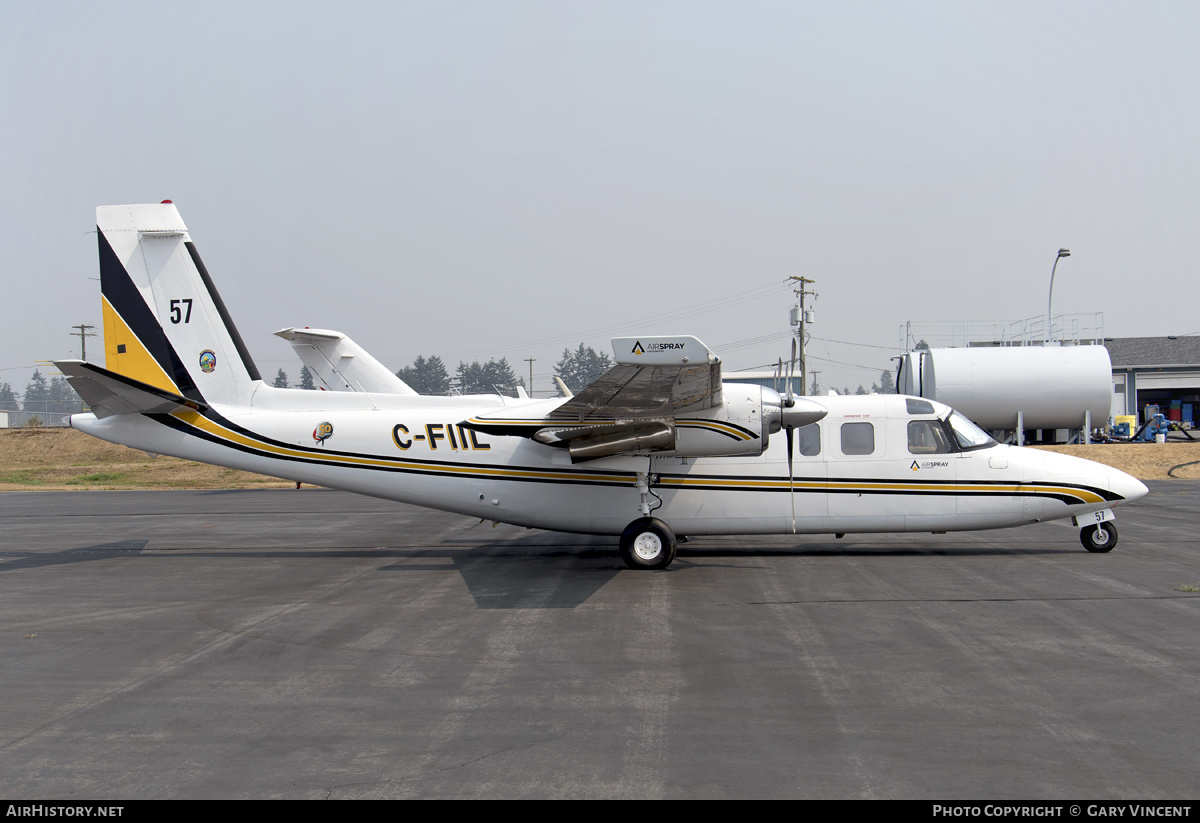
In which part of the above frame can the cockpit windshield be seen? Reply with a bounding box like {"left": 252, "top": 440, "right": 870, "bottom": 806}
{"left": 945, "top": 411, "right": 996, "bottom": 451}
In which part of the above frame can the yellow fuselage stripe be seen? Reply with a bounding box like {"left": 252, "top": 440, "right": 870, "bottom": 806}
{"left": 170, "top": 411, "right": 1104, "bottom": 503}
{"left": 676, "top": 420, "right": 753, "bottom": 440}
{"left": 171, "top": 411, "right": 636, "bottom": 484}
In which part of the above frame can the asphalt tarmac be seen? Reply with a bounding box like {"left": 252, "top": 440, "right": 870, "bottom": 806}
{"left": 2, "top": 482, "right": 1198, "bottom": 799}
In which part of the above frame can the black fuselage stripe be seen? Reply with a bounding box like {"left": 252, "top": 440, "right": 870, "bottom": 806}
{"left": 147, "top": 413, "right": 1117, "bottom": 505}
{"left": 149, "top": 414, "right": 634, "bottom": 487}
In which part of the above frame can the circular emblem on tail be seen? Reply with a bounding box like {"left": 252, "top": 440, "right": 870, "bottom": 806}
{"left": 199, "top": 350, "right": 217, "bottom": 373}
{"left": 314, "top": 421, "right": 333, "bottom": 445}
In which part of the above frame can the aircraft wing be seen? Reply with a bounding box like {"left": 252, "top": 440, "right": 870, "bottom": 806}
{"left": 463, "top": 337, "right": 724, "bottom": 458}
{"left": 547, "top": 360, "right": 721, "bottom": 422}
{"left": 53, "top": 360, "right": 208, "bottom": 419}
{"left": 558, "top": 335, "right": 721, "bottom": 417}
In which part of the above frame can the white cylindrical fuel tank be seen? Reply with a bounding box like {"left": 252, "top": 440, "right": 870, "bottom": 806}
{"left": 898, "top": 346, "right": 1112, "bottom": 430}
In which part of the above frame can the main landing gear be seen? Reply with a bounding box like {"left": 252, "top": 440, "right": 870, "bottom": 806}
{"left": 1080, "top": 522, "right": 1117, "bottom": 553}
{"left": 619, "top": 517, "right": 677, "bottom": 570}
{"left": 620, "top": 469, "right": 676, "bottom": 569}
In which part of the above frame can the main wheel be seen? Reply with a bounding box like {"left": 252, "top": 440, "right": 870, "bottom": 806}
{"left": 1081, "top": 522, "right": 1117, "bottom": 553}
{"left": 619, "top": 517, "right": 677, "bottom": 570}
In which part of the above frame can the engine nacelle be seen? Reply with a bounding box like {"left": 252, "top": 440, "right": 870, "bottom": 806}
{"left": 539, "top": 384, "right": 828, "bottom": 462}
{"left": 670, "top": 383, "right": 775, "bottom": 458}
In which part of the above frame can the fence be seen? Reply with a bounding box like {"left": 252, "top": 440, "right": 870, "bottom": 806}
{"left": 0, "top": 400, "right": 85, "bottom": 428}
{"left": 902, "top": 313, "right": 1105, "bottom": 351}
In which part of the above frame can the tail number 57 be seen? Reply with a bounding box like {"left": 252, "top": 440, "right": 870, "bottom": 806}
{"left": 170, "top": 299, "right": 193, "bottom": 324}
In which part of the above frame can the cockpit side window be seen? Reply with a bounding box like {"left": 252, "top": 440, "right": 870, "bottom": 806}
{"left": 945, "top": 411, "right": 997, "bottom": 451}
{"left": 908, "top": 419, "right": 953, "bottom": 454}
{"left": 840, "top": 421, "right": 875, "bottom": 455}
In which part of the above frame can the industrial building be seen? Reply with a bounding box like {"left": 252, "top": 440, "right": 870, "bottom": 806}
{"left": 1105, "top": 336, "right": 1200, "bottom": 426}
{"left": 727, "top": 327, "right": 1200, "bottom": 445}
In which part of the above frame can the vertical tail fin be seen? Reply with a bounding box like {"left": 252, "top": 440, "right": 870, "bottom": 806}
{"left": 98, "top": 203, "right": 262, "bottom": 406}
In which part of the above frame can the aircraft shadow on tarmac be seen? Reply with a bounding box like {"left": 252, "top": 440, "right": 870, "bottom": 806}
{"left": 0, "top": 540, "right": 151, "bottom": 573}
{"left": 382, "top": 533, "right": 1084, "bottom": 608}
{"left": 1, "top": 533, "right": 1081, "bottom": 610}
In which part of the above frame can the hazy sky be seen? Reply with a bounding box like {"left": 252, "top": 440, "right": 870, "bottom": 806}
{"left": 3, "top": 1, "right": 1198, "bottom": 397}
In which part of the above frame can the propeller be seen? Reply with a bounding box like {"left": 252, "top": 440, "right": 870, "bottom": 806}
{"left": 787, "top": 337, "right": 797, "bottom": 407}
{"left": 786, "top": 337, "right": 797, "bottom": 532}
{"left": 763, "top": 339, "right": 826, "bottom": 534}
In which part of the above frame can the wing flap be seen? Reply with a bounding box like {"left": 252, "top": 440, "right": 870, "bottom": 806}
{"left": 462, "top": 336, "right": 725, "bottom": 459}
{"left": 53, "top": 360, "right": 208, "bottom": 419}
{"left": 548, "top": 362, "right": 722, "bottom": 422}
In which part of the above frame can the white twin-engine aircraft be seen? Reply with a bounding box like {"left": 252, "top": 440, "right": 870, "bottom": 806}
{"left": 56, "top": 203, "right": 1148, "bottom": 570}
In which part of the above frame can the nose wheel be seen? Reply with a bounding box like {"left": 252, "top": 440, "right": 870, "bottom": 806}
{"left": 619, "top": 517, "right": 677, "bottom": 569}
{"left": 1081, "top": 522, "right": 1117, "bottom": 553}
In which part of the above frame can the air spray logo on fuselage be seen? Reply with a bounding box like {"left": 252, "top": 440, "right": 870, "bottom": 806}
{"left": 911, "top": 460, "right": 950, "bottom": 471}
{"left": 631, "top": 340, "right": 685, "bottom": 355}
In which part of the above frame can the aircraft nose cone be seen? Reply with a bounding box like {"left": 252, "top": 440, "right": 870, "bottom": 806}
{"left": 1110, "top": 469, "right": 1148, "bottom": 504}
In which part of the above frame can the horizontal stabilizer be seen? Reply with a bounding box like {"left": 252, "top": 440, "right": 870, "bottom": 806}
{"left": 274, "top": 327, "right": 417, "bottom": 395}
{"left": 53, "top": 360, "right": 208, "bottom": 419}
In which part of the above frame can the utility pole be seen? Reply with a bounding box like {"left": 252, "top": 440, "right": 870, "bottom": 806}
{"left": 71, "top": 324, "right": 97, "bottom": 362}
{"left": 786, "top": 277, "right": 817, "bottom": 395}
{"left": 524, "top": 357, "right": 536, "bottom": 396}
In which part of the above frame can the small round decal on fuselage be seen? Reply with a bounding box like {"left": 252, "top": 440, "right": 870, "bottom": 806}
{"left": 314, "top": 421, "right": 333, "bottom": 445}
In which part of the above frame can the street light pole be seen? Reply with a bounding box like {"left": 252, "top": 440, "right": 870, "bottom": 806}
{"left": 1046, "top": 248, "right": 1071, "bottom": 342}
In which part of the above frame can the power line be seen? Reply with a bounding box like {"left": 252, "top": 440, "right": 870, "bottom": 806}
{"left": 383, "top": 280, "right": 789, "bottom": 364}
{"left": 808, "top": 335, "right": 901, "bottom": 351}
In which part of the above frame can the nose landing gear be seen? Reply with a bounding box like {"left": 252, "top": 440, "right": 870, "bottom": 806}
{"left": 1081, "top": 522, "right": 1117, "bottom": 553}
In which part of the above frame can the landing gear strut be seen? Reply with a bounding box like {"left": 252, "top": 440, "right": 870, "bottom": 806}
{"left": 619, "top": 517, "right": 677, "bottom": 570}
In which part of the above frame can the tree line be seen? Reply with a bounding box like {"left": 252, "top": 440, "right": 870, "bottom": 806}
{"left": 393, "top": 344, "right": 613, "bottom": 397}
{"left": 2, "top": 351, "right": 896, "bottom": 418}
{"left": 394, "top": 356, "right": 526, "bottom": 395}
{"left": 211, "top": 344, "right": 902, "bottom": 400}
{"left": 808, "top": 369, "right": 896, "bottom": 397}
{"left": 1, "top": 370, "right": 86, "bottom": 425}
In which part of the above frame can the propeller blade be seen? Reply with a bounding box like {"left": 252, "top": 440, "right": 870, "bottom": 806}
{"left": 787, "top": 426, "right": 796, "bottom": 533}
{"left": 787, "top": 337, "right": 797, "bottom": 405}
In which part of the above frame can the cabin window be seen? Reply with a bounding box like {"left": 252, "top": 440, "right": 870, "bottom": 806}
{"left": 796, "top": 423, "right": 820, "bottom": 456}
{"left": 906, "top": 398, "right": 935, "bottom": 415}
{"left": 908, "top": 420, "right": 953, "bottom": 454}
{"left": 840, "top": 422, "right": 875, "bottom": 455}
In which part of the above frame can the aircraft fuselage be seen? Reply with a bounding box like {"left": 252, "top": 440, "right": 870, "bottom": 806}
{"left": 71, "top": 388, "right": 1142, "bottom": 539}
